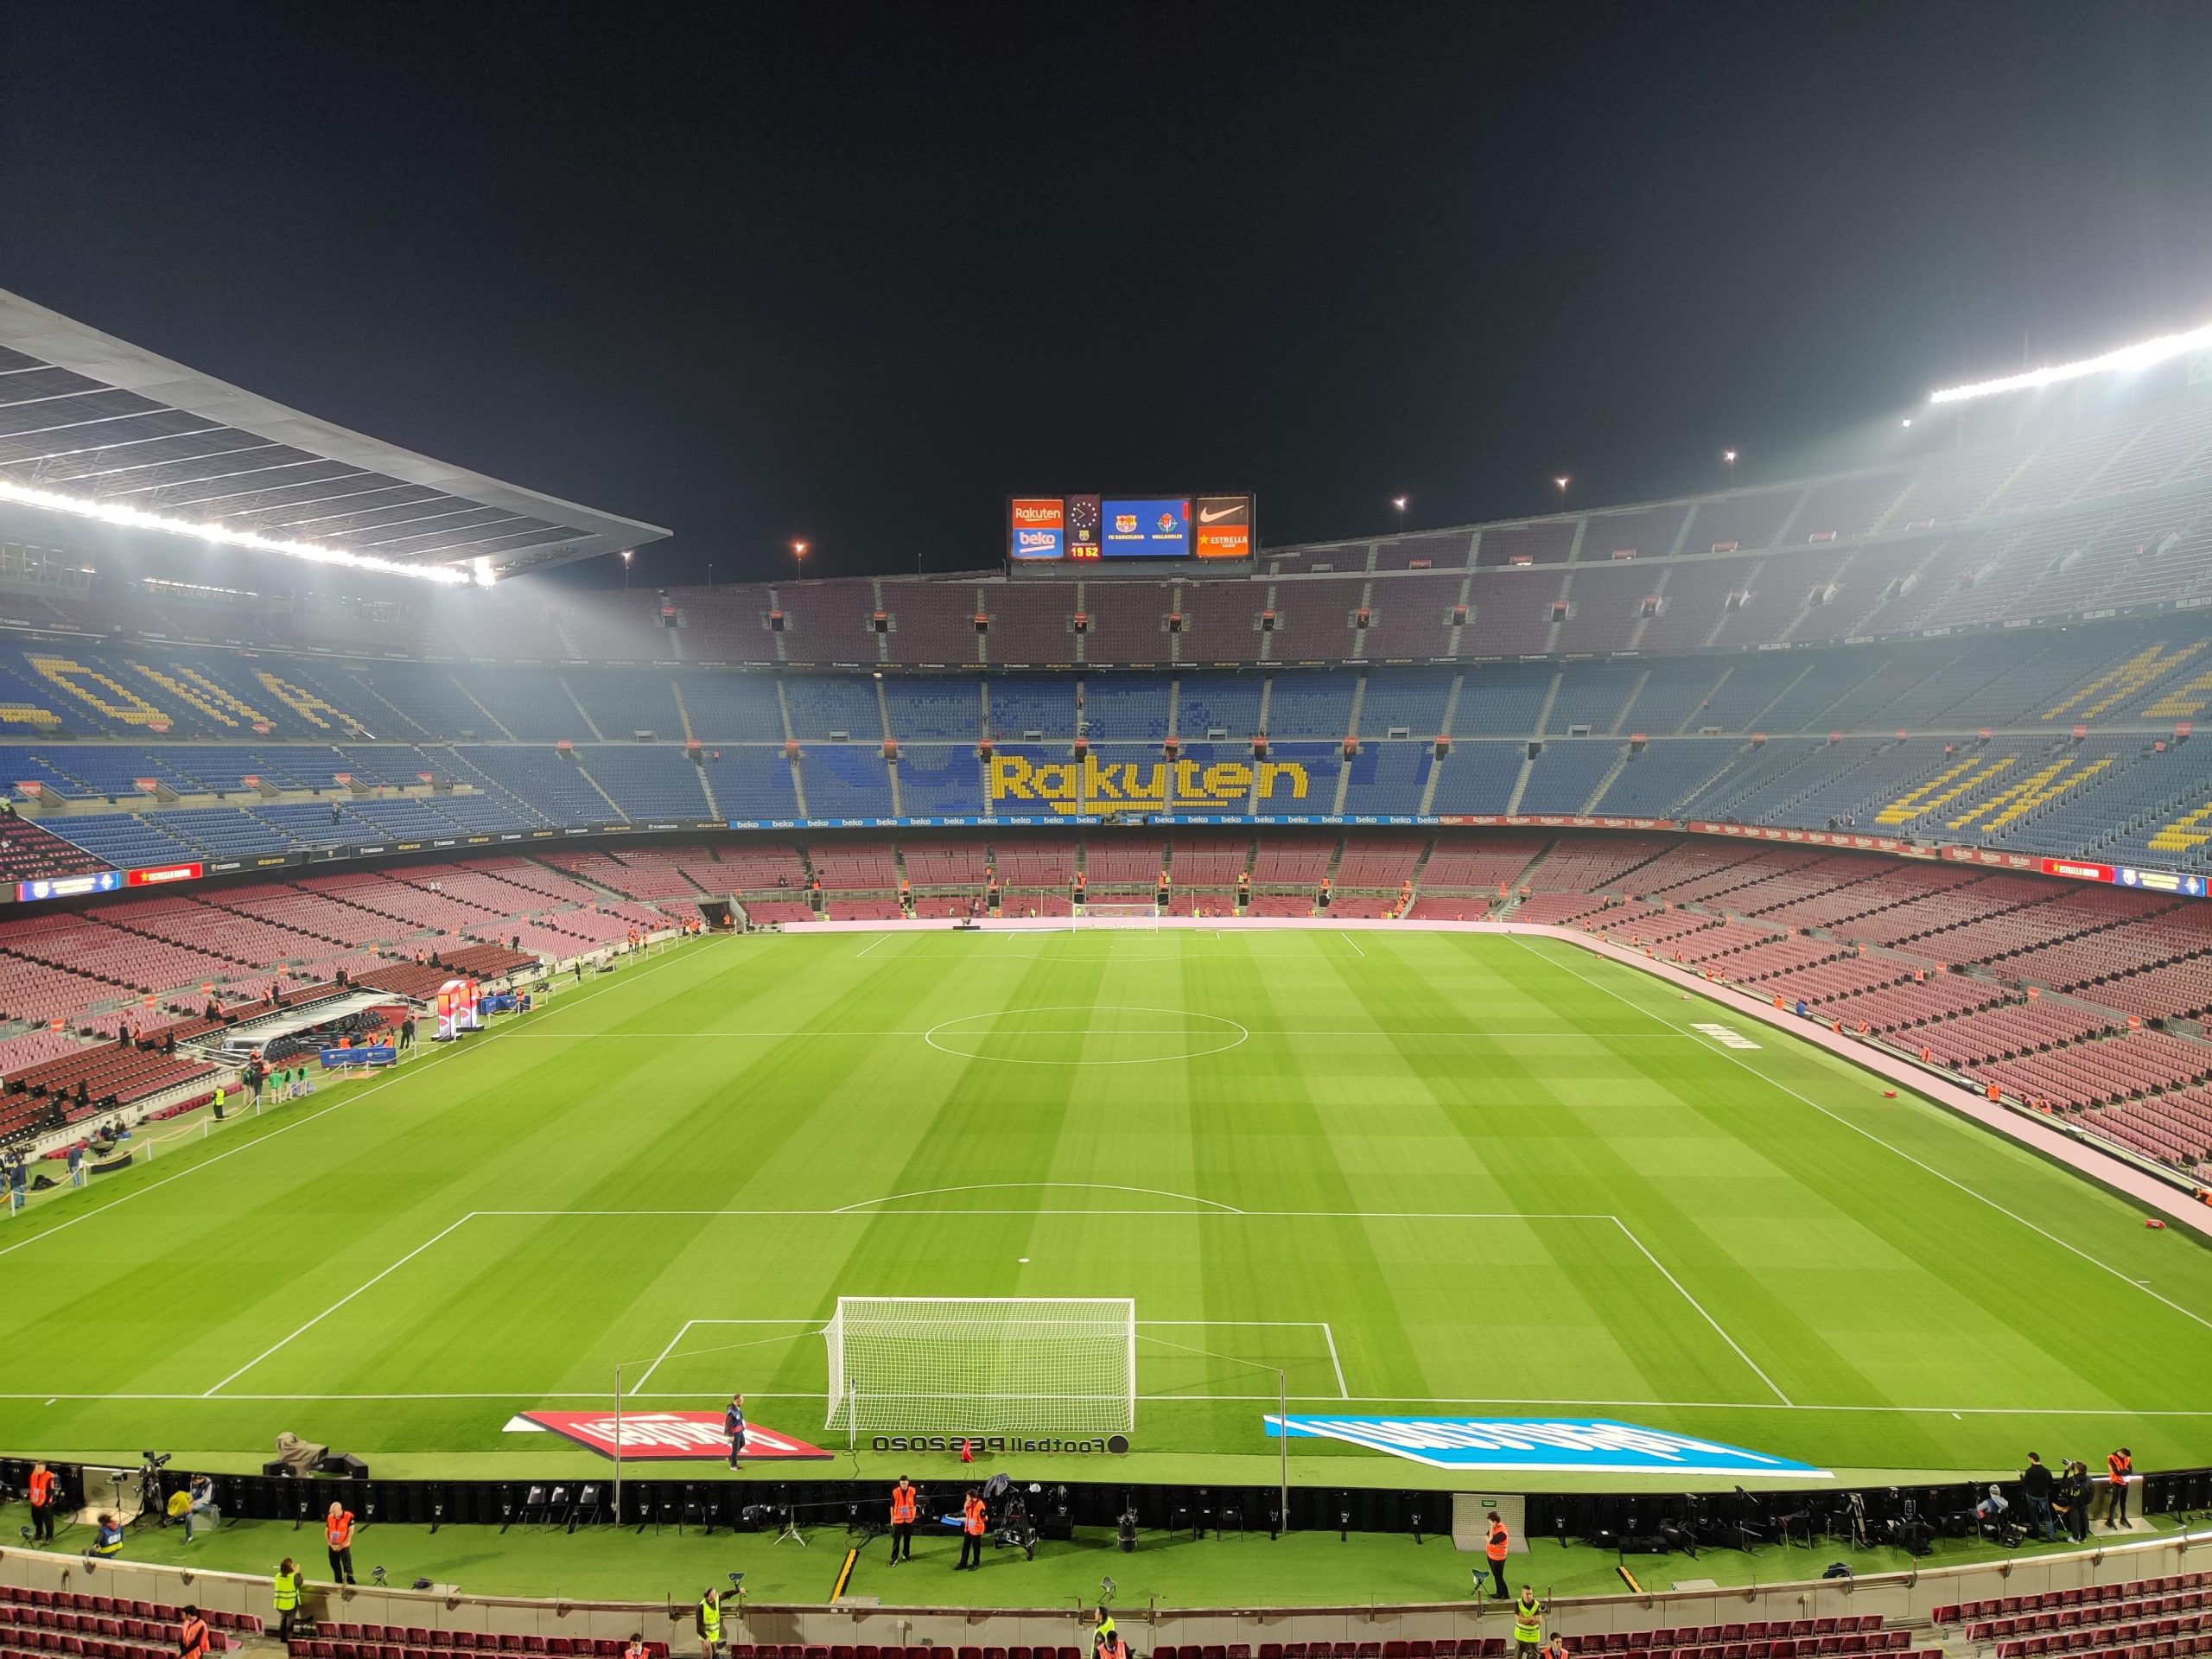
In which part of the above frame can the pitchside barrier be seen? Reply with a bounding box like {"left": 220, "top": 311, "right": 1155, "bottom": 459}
{"left": 0, "top": 1455, "right": 2187, "bottom": 1560}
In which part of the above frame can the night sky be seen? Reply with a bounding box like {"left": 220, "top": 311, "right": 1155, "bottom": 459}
{"left": 6, "top": 2, "right": 2212, "bottom": 588}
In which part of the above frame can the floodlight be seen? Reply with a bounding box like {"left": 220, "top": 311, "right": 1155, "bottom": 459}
{"left": 1390, "top": 495, "right": 1407, "bottom": 510}
{"left": 0, "top": 479, "right": 471, "bottom": 584}
{"left": 1929, "top": 317, "right": 2212, "bottom": 405}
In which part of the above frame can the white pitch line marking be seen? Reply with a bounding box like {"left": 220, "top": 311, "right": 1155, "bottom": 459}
{"left": 201, "top": 1211, "right": 481, "bottom": 1396}
{"left": 1522, "top": 937, "right": 2212, "bottom": 1338}
{"left": 855, "top": 933, "right": 893, "bottom": 958}
{"left": 1609, "top": 1216, "right": 1791, "bottom": 1406}
{"left": 1321, "top": 1320, "right": 1349, "bottom": 1399}
{"left": 628, "top": 1318, "right": 699, "bottom": 1394}
{"left": 1341, "top": 932, "right": 1366, "bottom": 958}
{"left": 832, "top": 1181, "right": 1245, "bottom": 1214}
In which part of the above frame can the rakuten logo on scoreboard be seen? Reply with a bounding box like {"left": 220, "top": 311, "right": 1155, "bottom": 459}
{"left": 1008, "top": 498, "right": 1065, "bottom": 561}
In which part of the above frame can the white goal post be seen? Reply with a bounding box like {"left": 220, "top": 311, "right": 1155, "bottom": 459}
{"left": 823, "top": 1295, "right": 1137, "bottom": 1434}
{"left": 1071, "top": 901, "right": 1160, "bottom": 929}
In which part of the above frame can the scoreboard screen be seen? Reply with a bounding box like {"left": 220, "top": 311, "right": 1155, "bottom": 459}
{"left": 1008, "top": 493, "right": 1252, "bottom": 563}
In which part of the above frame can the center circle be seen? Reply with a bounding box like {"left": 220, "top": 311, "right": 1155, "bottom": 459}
{"left": 923, "top": 1004, "right": 1250, "bottom": 1066}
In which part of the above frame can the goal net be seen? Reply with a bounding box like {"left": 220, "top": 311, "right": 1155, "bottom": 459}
{"left": 823, "top": 1295, "right": 1137, "bottom": 1434}
{"left": 1072, "top": 901, "right": 1160, "bottom": 930}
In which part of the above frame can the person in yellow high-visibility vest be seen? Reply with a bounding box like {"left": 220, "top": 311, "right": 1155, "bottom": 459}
{"left": 1511, "top": 1586, "right": 1544, "bottom": 1656}
{"left": 271, "top": 1560, "right": 303, "bottom": 1642}
{"left": 696, "top": 1587, "right": 722, "bottom": 1659}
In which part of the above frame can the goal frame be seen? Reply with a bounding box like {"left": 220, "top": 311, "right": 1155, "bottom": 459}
{"left": 1071, "top": 901, "right": 1161, "bottom": 930}
{"left": 823, "top": 1294, "right": 1138, "bottom": 1435}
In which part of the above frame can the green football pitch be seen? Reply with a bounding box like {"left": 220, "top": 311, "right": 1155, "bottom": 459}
{"left": 6, "top": 926, "right": 2212, "bottom": 1491}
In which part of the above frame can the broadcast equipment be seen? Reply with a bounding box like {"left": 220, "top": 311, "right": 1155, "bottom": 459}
{"left": 1839, "top": 1491, "right": 1869, "bottom": 1550}
{"left": 1884, "top": 1497, "right": 1932, "bottom": 1557}
{"left": 995, "top": 1492, "right": 1038, "bottom": 1560}
{"left": 137, "top": 1454, "right": 170, "bottom": 1526}
{"left": 1721, "top": 1488, "right": 1764, "bottom": 1552}
{"left": 772, "top": 1491, "right": 807, "bottom": 1548}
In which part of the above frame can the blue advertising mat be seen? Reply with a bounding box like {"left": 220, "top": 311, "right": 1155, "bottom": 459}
{"left": 1264, "top": 1414, "right": 1832, "bottom": 1478}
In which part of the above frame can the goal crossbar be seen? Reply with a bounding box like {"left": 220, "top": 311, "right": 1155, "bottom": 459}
{"left": 824, "top": 1294, "right": 1136, "bottom": 1434}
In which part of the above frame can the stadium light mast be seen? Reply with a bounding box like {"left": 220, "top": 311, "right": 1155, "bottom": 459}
{"left": 620, "top": 548, "right": 632, "bottom": 592}
{"left": 792, "top": 538, "right": 810, "bottom": 578}
{"left": 1391, "top": 495, "right": 1408, "bottom": 535}
{"left": 1722, "top": 448, "right": 1738, "bottom": 486}
{"left": 1554, "top": 475, "right": 1571, "bottom": 512}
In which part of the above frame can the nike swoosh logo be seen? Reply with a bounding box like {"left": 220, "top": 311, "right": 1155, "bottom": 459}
{"left": 1198, "top": 505, "right": 1243, "bottom": 523}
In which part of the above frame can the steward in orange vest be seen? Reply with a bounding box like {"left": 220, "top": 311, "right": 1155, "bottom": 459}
{"left": 956, "top": 1489, "right": 987, "bottom": 1571}
{"left": 27, "top": 1463, "right": 57, "bottom": 1543}
{"left": 887, "top": 1478, "right": 918, "bottom": 1563}
{"left": 323, "top": 1503, "right": 357, "bottom": 1585}
{"left": 1479, "top": 1510, "right": 1510, "bottom": 1599}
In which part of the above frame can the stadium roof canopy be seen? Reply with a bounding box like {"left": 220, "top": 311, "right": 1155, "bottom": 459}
{"left": 0, "top": 288, "right": 669, "bottom": 582}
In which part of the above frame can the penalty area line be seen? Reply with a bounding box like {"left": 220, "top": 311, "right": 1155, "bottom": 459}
{"left": 1321, "top": 1320, "right": 1349, "bottom": 1398}
{"left": 1522, "top": 937, "right": 2212, "bottom": 1338}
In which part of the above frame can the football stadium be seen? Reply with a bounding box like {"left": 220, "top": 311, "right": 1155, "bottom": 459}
{"left": 10, "top": 9, "right": 2212, "bottom": 1655}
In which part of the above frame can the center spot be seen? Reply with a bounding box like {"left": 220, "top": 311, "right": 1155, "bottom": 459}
{"left": 923, "top": 1005, "right": 1249, "bottom": 1066}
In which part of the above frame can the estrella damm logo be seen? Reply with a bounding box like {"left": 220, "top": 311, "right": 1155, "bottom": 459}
{"left": 988, "top": 753, "right": 1309, "bottom": 815}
